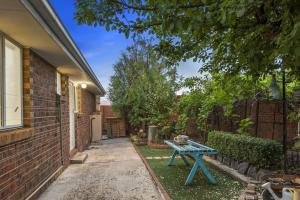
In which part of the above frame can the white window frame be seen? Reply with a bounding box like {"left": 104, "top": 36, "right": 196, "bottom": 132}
{"left": 0, "top": 33, "right": 23, "bottom": 130}
{"left": 74, "top": 85, "right": 79, "bottom": 113}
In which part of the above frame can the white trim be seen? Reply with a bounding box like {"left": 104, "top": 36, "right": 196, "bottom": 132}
{"left": 0, "top": 34, "right": 23, "bottom": 129}
{"left": 20, "top": 0, "right": 105, "bottom": 95}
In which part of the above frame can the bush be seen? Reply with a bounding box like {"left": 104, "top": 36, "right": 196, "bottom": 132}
{"left": 207, "top": 131, "right": 283, "bottom": 169}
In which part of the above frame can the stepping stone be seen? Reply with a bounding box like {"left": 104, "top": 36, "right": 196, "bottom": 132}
{"left": 162, "top": 156, "right": 170, "bottom": 159}
{"left": 70, "top": 152, "right": 88, "bottom": 164}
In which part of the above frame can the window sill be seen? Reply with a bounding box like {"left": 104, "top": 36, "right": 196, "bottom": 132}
{"left": 0, "top": 127, "right": 34, "bottom": 147}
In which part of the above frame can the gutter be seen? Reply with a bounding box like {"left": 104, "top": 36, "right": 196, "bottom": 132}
{"left": 20, "top": 0, "right": 106, "bottom": 96}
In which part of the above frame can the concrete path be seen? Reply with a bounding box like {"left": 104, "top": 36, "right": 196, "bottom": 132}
{"left": 38, "top": 138, "right": 162, "bottom": 200}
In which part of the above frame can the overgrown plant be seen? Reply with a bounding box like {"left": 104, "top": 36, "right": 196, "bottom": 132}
{"left": 237, "top": 118, "right": 253, "bottom": 136}
{"left": 175, "top": 73, "right": 269, "bottom": 132}
{"left": 109, "top": 39, "right": 178, "bottom": 130}
{"left": 75, "top": 0, "right": 300, "bottom": 78}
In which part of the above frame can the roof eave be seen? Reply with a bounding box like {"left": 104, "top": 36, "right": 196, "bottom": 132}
{"left": 20, "top": 0, "right": 106, "bottom": 96}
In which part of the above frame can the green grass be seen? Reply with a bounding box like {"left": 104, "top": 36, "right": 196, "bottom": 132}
{"left": 137, "top": 145, "right": 244, "bottom": 200}
{"left": 138, "top": 145, "right": 173, "bottom": 157}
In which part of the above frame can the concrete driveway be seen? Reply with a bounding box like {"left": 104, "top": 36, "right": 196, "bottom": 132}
{"left": 38, "top": 138, "right": 162, "bottom": 200}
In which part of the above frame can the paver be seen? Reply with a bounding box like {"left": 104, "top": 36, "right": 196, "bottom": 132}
{"left": 38, "top": 138, "right": 162, "bottom": 200}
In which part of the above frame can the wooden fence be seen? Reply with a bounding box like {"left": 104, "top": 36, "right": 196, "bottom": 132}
{"left": 210, "top": 99, "right": 298, "bottom": 147}
{"left": 185, "top": 99, "right": 298, "bottom": 148}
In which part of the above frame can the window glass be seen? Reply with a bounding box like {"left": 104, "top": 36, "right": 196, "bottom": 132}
{"left": 56, "top": 72, "right": 61, "bottom": 95}
{"left": 0, "top": 38, "right": 2, "bottom": 127}
{"left": 4, "top": 39, "right": 22, "bottom": 126}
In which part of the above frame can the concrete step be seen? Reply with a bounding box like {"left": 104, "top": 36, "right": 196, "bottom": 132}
{"left": 70, "top": 152, "right": 88, "bottom": 164}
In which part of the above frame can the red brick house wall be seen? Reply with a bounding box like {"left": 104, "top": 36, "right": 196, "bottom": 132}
{"left": 0, "top": 50, "right": 70, "bottom": 200}
{"left": 75, "top": 89, "right": 96, "bottom": 151}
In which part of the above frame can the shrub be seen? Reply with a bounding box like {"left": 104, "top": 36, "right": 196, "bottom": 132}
{"left": 293, "top": 140, "right": 300, "bottom": 150}
{"left": 207, "top": 131, "right": 283, "bottom": 169}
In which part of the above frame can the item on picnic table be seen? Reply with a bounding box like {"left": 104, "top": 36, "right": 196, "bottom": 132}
{"left": 174, "top": 135, "right": 189, "bottom": 145}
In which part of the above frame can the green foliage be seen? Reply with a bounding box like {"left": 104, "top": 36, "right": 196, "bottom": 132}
{"left": 293, "top": 140, "right": 300, "bottom": 151}
{"left": 207, "top": 131, "right": 283, "bottom": 169}
{"left": 160, "top": 120, "right": 176, "bottom": 136}
{"left": 237, "top": 118, "right": 253, "bottom": 136}
{"left": 174, "top": 114, "right": 188, "bottom": 134}
{"left": 175, "top": 73, "right": 268, "bottom": 131}
{"left": 109, "top": 39, "right": 177, "bottom": 128}
{"left": 75, "top": 0, "right": 300, "bottom": 77}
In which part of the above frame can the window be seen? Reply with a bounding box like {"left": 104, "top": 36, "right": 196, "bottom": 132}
{"left": 0, "top": 36, "right": 22, "bottom": 128}
{"left": 56, "top": 72, "right": 61, "bottom": 95}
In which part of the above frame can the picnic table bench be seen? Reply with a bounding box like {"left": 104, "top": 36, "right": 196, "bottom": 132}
{"left": 164, "top": 140, "right": 218, "bottom": 185}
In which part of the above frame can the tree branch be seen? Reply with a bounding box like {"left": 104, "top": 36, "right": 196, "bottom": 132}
{"left": 110, "top": 1, "right": 205, "bottom": 11}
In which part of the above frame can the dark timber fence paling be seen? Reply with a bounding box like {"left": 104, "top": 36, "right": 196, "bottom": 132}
{"left": 255, "top": 100, "right": 260, "bottom": 137}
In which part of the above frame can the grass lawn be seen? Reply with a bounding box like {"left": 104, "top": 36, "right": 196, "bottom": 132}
{"left": 137, "top": 146, "right": 244, "bottom": 200}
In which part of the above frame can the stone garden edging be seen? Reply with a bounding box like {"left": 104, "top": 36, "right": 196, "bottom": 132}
{"left": 208, "top": 154, "right": 273, "bottom": 183}
{"left": 133, "top": 144, "right": 171, "bottom": 200}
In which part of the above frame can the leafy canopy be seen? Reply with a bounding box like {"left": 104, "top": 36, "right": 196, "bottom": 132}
{"left": 75, "top": 0, "right": 300, "bottom": 76}
{"left": 108, "top": 39, "right": 177, "bottom": 128}
{"left": 175, "top": 73, "right": 269, "bottom": 131}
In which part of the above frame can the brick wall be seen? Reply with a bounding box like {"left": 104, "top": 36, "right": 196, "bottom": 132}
{"left": 75, "top": 88, "right": 96, "bottom": 151}
{"left": 0, "top": 49, "right": 70, "bottom": 200}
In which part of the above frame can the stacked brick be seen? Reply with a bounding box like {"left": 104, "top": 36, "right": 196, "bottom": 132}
{"left": 0, "top": 50, "right": 70, "bottom": 200}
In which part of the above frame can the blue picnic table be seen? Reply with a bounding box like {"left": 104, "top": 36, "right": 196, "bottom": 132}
{"left": 164, "top": 140, "right": 218, "bottom": 185}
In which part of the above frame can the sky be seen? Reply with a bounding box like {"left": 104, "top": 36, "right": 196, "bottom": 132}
{"left": 50, "top": 0, "right": 200, "bottom": 100}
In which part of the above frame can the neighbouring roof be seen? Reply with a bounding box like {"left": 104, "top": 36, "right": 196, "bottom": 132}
{"left": 0, "top": 0, "right": 105, "bottom": 96}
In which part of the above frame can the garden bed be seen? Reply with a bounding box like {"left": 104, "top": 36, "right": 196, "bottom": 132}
{"left": 136, "top": 145, "right": 244, "bottom": 200}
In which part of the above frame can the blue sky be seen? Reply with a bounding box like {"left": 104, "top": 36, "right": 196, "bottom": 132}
{"left": 50, "top": 0, "right": 199, "bottom": 94}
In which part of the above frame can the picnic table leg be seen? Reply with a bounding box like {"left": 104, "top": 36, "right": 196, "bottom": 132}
{"left": 185, "top": 159, "right": 200, "bottom": 185}
{"left": 168, "top": 150, "right": 178, "bottom": 166}
{"left": 180, "top": 155, "right": 190, "bottom": 166}
{"left": 198, "top": 157, "right": 217, "bottom": 185}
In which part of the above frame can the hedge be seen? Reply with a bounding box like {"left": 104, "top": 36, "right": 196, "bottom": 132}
{"left": 207, "top": 131, "right": 283, "bottom": 169}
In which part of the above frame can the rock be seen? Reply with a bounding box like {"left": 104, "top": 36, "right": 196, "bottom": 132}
{"left": 223, "top": 157, "right": 231, "bottom": 166}
{"left": 246, "top": 183, "right": 256, "bottom": 191}
{"left": 217, "top": 155, "right": 223, "bottom": 162}
{"left": 230, "top": 159, "right": 239, "bottom": 170}
{"left": 238, "top": 162, "right": 249, "bottom": 174}
{"left": 247, "top": 165, "right": 257, "bottom": 178}
{"left": 255, "top": 169, "right": 272, "bottom": 181}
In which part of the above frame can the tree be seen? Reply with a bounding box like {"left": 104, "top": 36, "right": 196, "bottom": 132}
{"left": 108, "top": 39, "right": 177, "bottom": 129}
{"left": 75, "top": 0, "right": 300, "bottom": 77}
{"left": 175, "top": 73, "right": 270, "bottom": 132}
